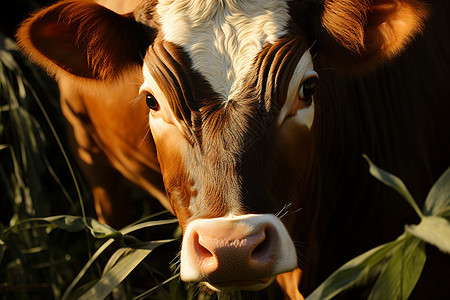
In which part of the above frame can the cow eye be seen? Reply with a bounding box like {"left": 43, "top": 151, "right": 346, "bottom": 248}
{"left": 298, "top": 77, "right": 318, "bottom": 106}
{"left": 145, "top": 93, "right": 159, "bottom": 111}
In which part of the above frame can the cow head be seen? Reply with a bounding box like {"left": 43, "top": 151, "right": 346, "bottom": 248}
{"left": 17, "top": 0, "right": 428, "bottom": 293}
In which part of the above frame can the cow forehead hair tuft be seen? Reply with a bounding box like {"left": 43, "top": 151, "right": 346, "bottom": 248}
{"left": 155, "top": 0, "right": 291, "bottom": 101}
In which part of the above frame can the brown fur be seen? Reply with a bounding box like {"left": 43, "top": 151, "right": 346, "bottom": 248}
{"left": 291, "top": 0, "right": 429, "bottom": 72}
{"left": 16, "top": 0, "right": 449, "bottom": 297}
{"left": 16, "top": 0, "right": 156, "bottom": 80}
{"left": 16, "top": 0, "right": 168, "bottom": 229}
{"left": 277, "top": 268, "right": 304, "bottom": 300}
{"left": 297, "top": 1, "right": 450, "bottom": 297}
{"left": 142, "top": 36, "right": 312, "bottom": 229}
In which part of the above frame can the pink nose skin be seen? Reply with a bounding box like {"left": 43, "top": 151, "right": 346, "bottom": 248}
{"left": 180, "top": 214, "right": 297, "bottom": 292}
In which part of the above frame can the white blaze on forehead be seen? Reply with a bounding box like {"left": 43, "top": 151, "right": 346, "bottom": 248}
{"left": 157, "top": 0, "right": 290, "bottom": 100}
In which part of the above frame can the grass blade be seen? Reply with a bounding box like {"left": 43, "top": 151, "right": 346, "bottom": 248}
{"left": 424, "top": 167, "right": 450, "bottom": 217}
{"left": 79, "top": 248, "right": 151, "bottom": 300}
{"left": 62, "top": 218, "right": 178, "bottom": 299}
{"left": 61, "top": 239, "right": 115, "bottom": 300}
{"left": 368, "top": 236, "right": 426, "bottom": 300}
{"left": 79, "top": 241, "right": 171, "bottom": 300}
{"left": 133, "top": 273, "right": 180, "bottom": 300}
{"left": 363, "top": 155, "right": 424, "bottom": 219}
{"left": 306, "top": 236, "right": 405, "bottom": 300}
{"left": 0, "top": 239, "right": 5, "bottom": 264}
{"left": 405, "top": 216, "right": 450, "bottom": 254}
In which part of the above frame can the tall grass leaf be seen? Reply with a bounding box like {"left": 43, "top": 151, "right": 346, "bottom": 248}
{"left": 306, "top": 236, "right": 405, "bottom": 300}
{"left": 123, "top": 210, "right": 171, "bottom": 228}
{"left": 1, "top": 232, "right": 26, "bottom": 264}
{"left": 0, "top": 239, "right": 5, "bottom": 264}
{"left": 79, "top": 246, "right": 159, "bottom": 300}
{"left": 62, "top": 219, "right": 177, "bottom": 300}
{"left": 62, "top": 239, "right": 115, "bottom": 300}
{"left": 439, "top": 207, "right": 450, "bottom": 221}
{"left": 66, "top": 280, "right": 99, "bottom": 300}
{"left": 121, "top": 219, "right": 179, "bottom": 234}
{"left": 424, "top": 167, "right": 450, "bottom": 217}
{"left": 363, "top": 155, "right": 424, "bottom": 219}
{"left": 368, "top": 236, "right": 426, "bottom": 300}
{"left": 112, "top": 239, "right": 174, "bottom": 257}
{"left": 103, "top": 247, "right": 128, "bottom": 275}
{"left": 133, "top": 273, "right": 180, "bottom": 300}
{"left": 400, "top": 239, "right": 426, "bottom": 298}
{"left": 3, "top": 33, "right": 86, "bottom": 218}
{"left": 0, "top": 164, "right": 15, "bottom": 200}
{"left": 23, "top": 78, "right": 87, "bottom": 218}
{"left": 405, "top": 216, "right": 450, "bottom": 254}
{"left": 0, "top": 47, "right": 19, "bottom": 71}
{"left": 15, "top": 73, "right": 26, "bottom": 100}
{"left": 35, "top": 215, "right": 120, "bottom": 239}
{"left": 84, "top": 218, "right": 121, "bottom": 239}
{"left": 1, "top": 215, "right": 120, "bottom": 240}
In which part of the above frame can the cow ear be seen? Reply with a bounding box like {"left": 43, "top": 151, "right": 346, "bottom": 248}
{"left": 316, "top": 0, "right": 429, "bottom": 72}
{"left": 16, "top": 0, "right": 156, "bottom": 81}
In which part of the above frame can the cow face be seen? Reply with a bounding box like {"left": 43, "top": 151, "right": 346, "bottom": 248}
{"left": 133, "top": 2, "right": 321, "bottom": 290}
{"left": 139, "top": 38, "right": 316, "bottom": 225}
{"left": 17, "top": 0, "right": 428, "bottom": 293}
{"left": 139, "top": 37, "right": 315, "bottom": 290}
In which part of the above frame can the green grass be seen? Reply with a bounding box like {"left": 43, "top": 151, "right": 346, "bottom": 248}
{"left": 307, "top": 157, "right": 450, "bottom": 300}
{"left": 0, "top": 32, "right": 183, "bottom": 300}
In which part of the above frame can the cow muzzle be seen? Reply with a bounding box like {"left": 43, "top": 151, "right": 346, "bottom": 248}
{"left": 180, "top": 214, "right": 297, "bottom": 292}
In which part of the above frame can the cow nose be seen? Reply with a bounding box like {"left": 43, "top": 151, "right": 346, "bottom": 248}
{"left": 180, "top": 214, "right": 297, "bottom": 291}
{"left": 193, "top": 221, "right": 274, "bottom": 278}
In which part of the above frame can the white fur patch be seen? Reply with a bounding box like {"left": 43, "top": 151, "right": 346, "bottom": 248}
{"left": 157, "top": 0, "right": 290, "bottom": 101}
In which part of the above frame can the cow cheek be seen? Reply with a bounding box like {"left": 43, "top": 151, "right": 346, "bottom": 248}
{"left": 271, "top": 118, "right": 314, "bottom": 229}
{"left": 275, "top": 118, "right": 313, "bottom": 178}
{"left": 150, "top": 122, "right": 192, "bottom": 223}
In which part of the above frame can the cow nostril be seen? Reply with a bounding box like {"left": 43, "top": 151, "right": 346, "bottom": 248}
{"left": 194, "top": 233, "right": 214, "bottom": 258}
{"left": 251, "top": 227, "right": 273, "bottom": 260}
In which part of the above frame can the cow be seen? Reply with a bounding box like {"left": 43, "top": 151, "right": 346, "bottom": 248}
{"left": 17, "top": 0, "right": 450, "bottom": 298}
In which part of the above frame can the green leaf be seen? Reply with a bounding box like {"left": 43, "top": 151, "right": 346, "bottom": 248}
{"left": 368, "top": 236, "right": 426, "bottom": 300}
{"left": 31, "top": 215, "right": 120, "bottom": 239}
{"left": 62, "top": 218, "right": 177, "bottom": 300}
{"left": 62, "top": 239, "right": 116, "bottom": 300}
{"left": 424, "top": 167, "right": 450, "bottom": 217}
{"left": 438, "top": 207, "right": 450, "bottom": 221}
{"left": 363, "top": 155, "right": 424, "bottom": 219}
{"left": 66, "top": 280, "right": 99, "bottom": 300}
{"left": 121, "top": 219, "right": 178, "bottom": 234}
{"left": 103, "top": 247, "right": 128, "bottom": 275}
{"left": 400, "top": 239, "right": 426, "bottom": 298}
{"left": 0, "top": 239, "right": 5, "bottom": 264}
{"left": 133, "top": 274, "right": 180, "bottom": 300}
{"left": 79, "top": 241, "right": 169, "bottom": 300}
{"left": 405, "top": 216, "right": 450, "bottom": 254}
{"left": 306, "top": 236, "right": 405, "bottom": 300}
{"left": 79, "top": 248, "right": 151, "bottom": 300}
{"left": 84, "top": 217, "right": 121, "bottom": 239}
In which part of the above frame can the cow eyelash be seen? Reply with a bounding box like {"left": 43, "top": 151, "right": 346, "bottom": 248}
{"left": 143, "top": 92, "right": 160, "bottom": 111}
